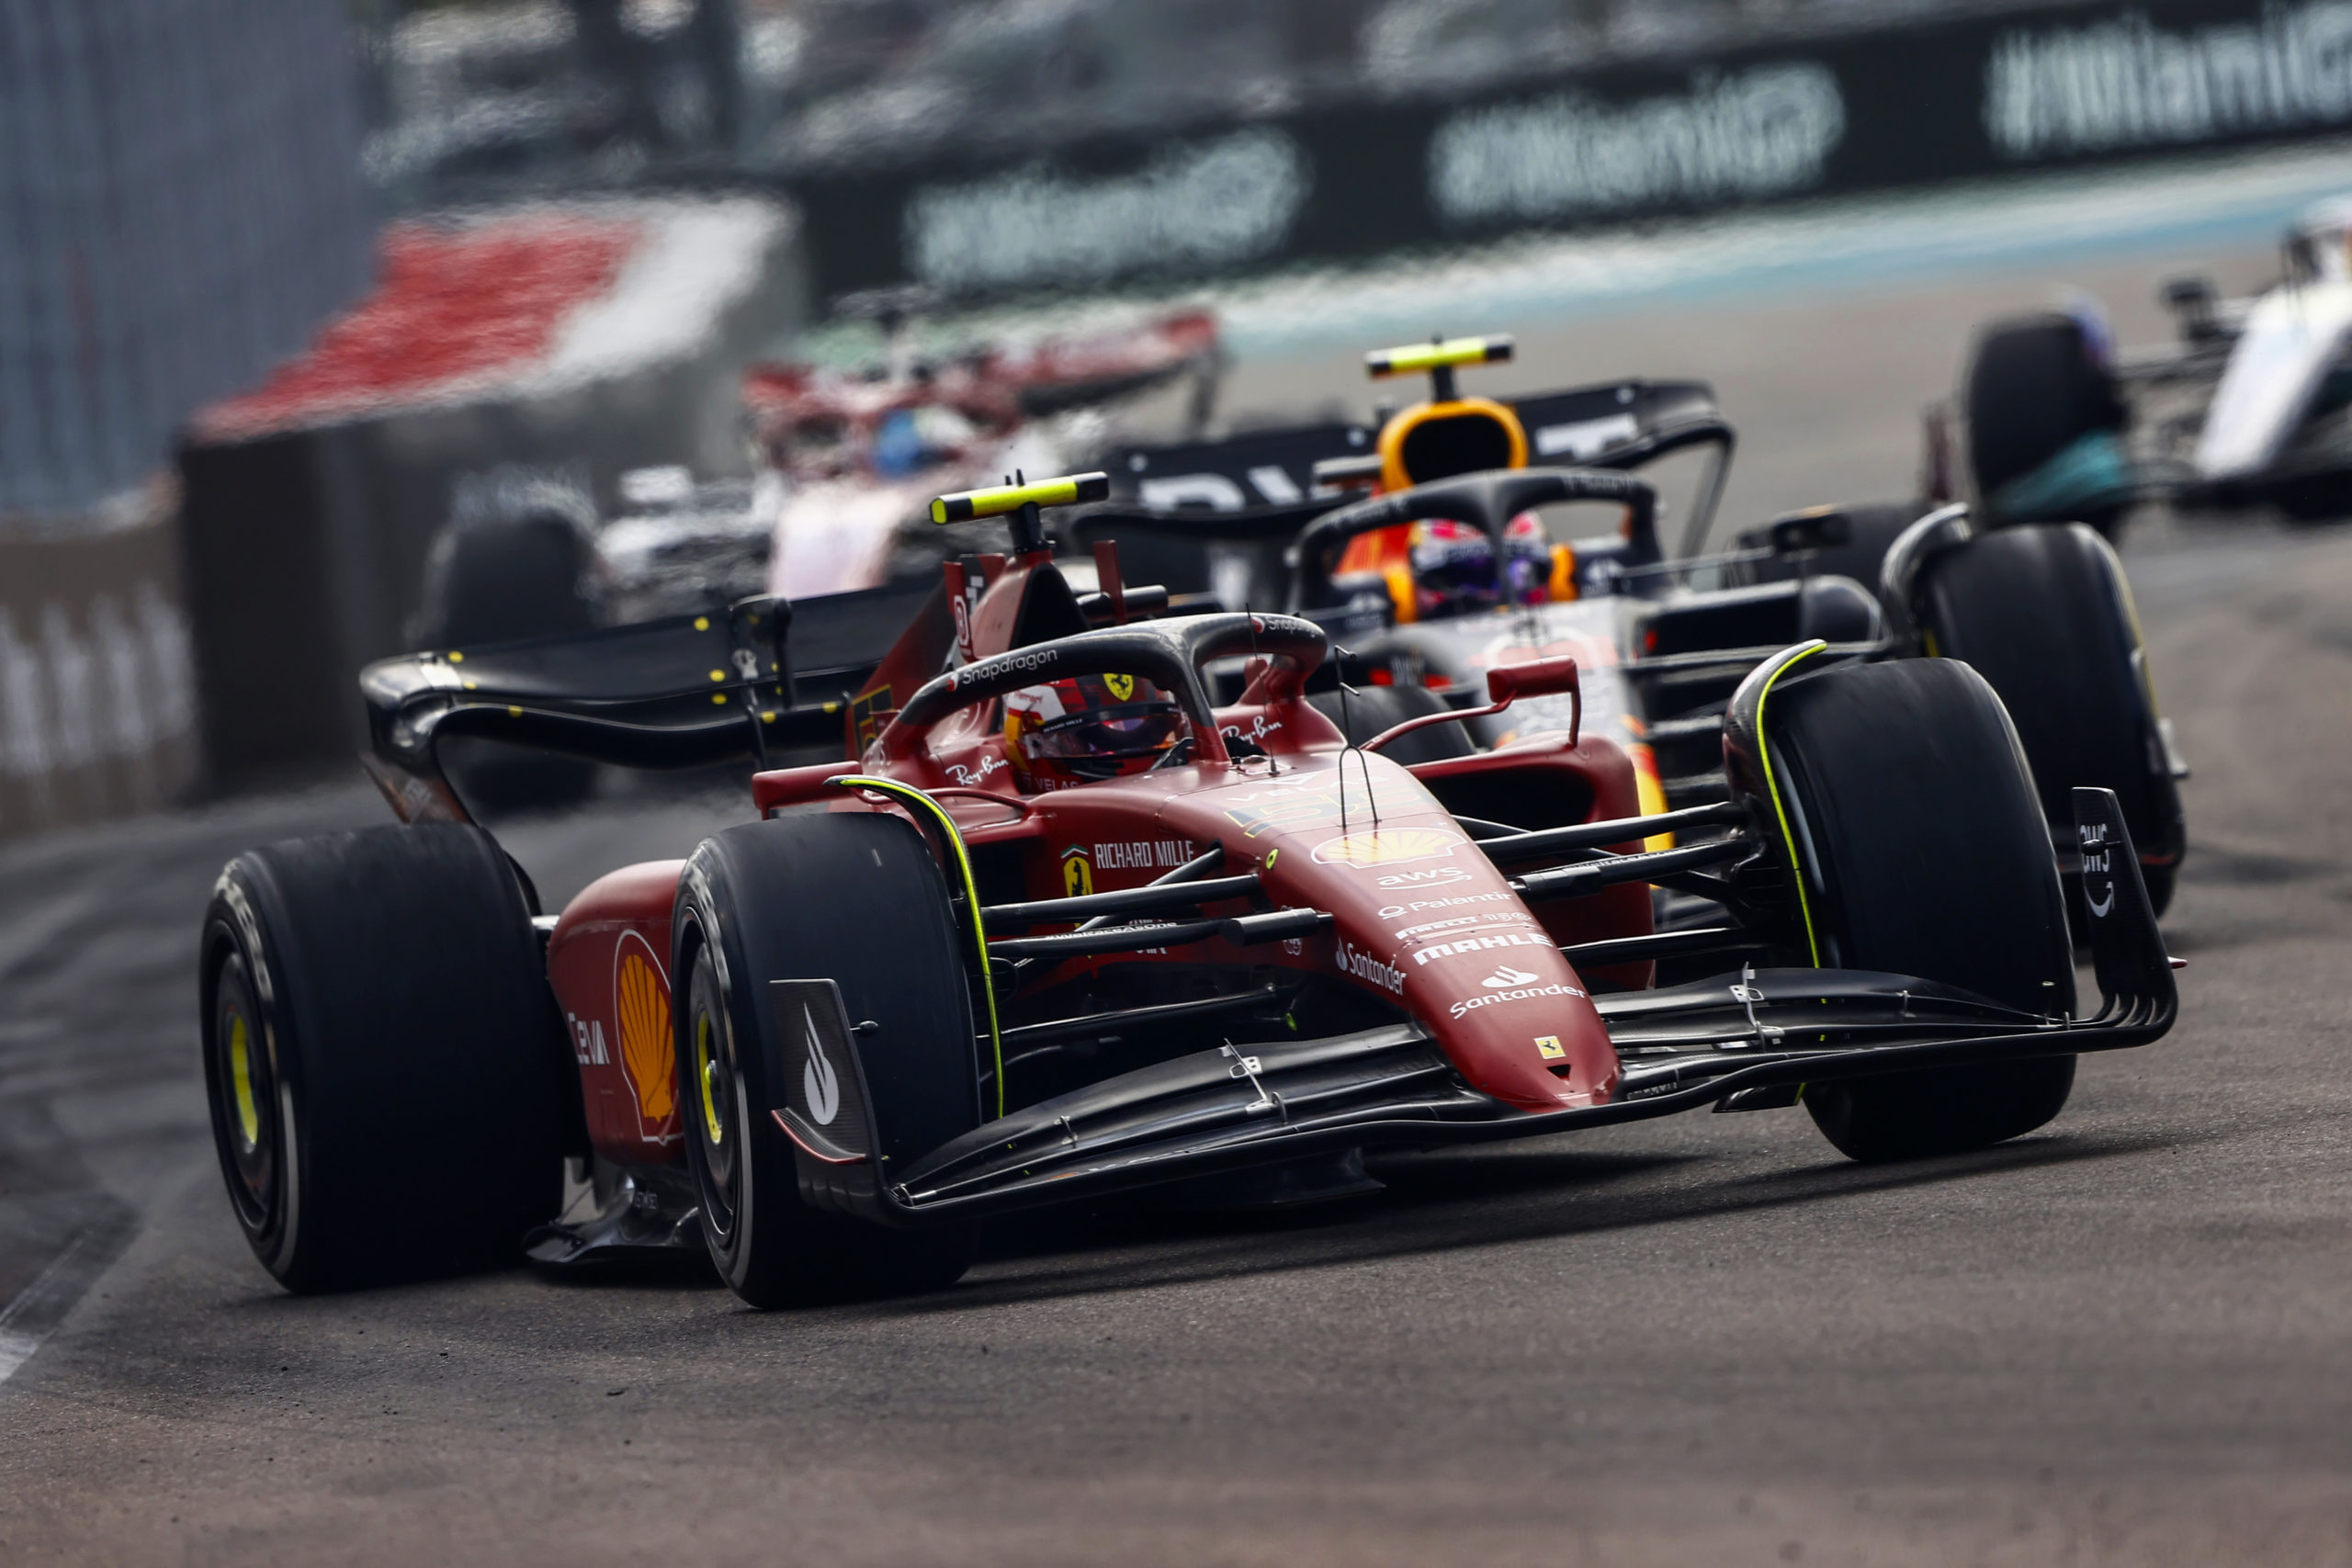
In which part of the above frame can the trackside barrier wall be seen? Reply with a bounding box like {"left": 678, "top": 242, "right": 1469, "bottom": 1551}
{"left": 788, "top": 0, "right": 2352, "bottom": 299}
{"left": 175, "top": 201, "right": 809, "bottom": 785}
{"left": 0, "top": 0, "right": 373, "bottom": 517}
{"left": 0, "top": 491, "right": 199, "bottom": 841}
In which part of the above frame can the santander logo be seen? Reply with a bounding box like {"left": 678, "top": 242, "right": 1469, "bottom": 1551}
{"left": 1480, "top": 965, "right": 1539, "bottom": 989}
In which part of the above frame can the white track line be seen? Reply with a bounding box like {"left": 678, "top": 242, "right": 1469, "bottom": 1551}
{"left": 0, "top": 1198, "right": 139, "bottom": 1390}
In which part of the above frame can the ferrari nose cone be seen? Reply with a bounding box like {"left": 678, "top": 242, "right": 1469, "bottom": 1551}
{"left": 1167, "top": 753, "right": 1621, "bottom": 1111}
{"left": 1385, "top": 919, "right": 1617, "bottom": 1108}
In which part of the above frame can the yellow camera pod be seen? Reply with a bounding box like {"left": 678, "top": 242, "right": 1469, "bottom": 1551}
{"left": 1363, "top": 335, "right": 1514, "bottom": 380}
{"left": 930, "top": 471, "right": 1110, "bottom": 525}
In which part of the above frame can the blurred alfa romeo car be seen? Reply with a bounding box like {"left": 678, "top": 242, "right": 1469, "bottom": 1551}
{"left": 748, "top": 297, "right": 1222, "bottom": 601}
{"left": 203, "top": 470, "right": 2175, "bottom": 1308}
{"left": 404, "top": 300, "right": 1222, "bottom": 805}
{"left": 414, "top": 302, "right": 1224, "bottom": 641}
{"left": 1942, "top": 195, "right": 2352, "bottom": 530}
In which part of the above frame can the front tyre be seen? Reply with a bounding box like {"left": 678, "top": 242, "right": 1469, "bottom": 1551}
{"left": 673, "top": 811, "right": 980, "bottom": 1308}
{"left": 1736, "top": 656, "right": 2079, "bottom": 1162}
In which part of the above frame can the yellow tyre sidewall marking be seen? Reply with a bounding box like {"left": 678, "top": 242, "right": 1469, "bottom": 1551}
{"left": 696, "top": 1010, "right": 725, "bottom": 1146}
{"left": 1754, "top": 645, "right": 1827, "bottom": 966}
{"left": 831, "top": 776, "right": 1006, "bottom": 1118}
{"left": 229, "top": 1010, "right": 260, "bottom": 1149}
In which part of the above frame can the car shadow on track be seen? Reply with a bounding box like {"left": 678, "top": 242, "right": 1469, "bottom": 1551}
{"left": 890, "top": 1129, "right": 2186, "bottom": 1318}
{"left": 193, "top": 1127, "right": 2195, "bottom": 1322}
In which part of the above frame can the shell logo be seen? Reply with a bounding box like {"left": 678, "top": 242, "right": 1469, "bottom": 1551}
{"left": 615, "top": 933, "right": 675, "bottom": 1135}
{"left": 1311, "top": 828, "right": 1463, "bottom": 868}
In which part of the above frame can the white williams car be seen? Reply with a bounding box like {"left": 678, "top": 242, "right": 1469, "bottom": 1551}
{"left": 1942, "top": 196, "right": 2352, "bottom": 529}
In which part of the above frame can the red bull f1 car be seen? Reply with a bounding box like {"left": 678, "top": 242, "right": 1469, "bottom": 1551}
{"left": 1068, "top": 334, "right": 2188, "bottom": 916}
{"left": 200, "top": 470, "right": 2177, "bottom": 1307}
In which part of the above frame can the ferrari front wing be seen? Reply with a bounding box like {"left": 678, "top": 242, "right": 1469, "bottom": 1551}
{"left": 787, "top": 788, "right": 2175, "bottom": 1225}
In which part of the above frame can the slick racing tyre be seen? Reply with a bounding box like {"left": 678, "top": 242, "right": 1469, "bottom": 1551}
{"left": 414, "top": 501, "right": 602, "bottom": 812}
{"left": 1913, "top": 523, "right": 2184, "bottom": 915}
{"left": 1747, "top": 657, "right": 2079, "bottom": 1162}
{"left": 2270, "top": 471, "right": 2352, "bottom": 524}
{"left": 1308, "top": 682, "right": 1476, "bottom": 764}
{"left": 1963, "top": 311, "right": 2129, "bottom": 532}
{"left": 673, "top": 811, "right": 981, "bottom": 1308}
{"left": 200, "top": 825, "right": 570, "bottom": 1291}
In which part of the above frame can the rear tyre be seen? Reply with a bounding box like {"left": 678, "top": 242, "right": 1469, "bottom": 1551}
{"left": 199, "top": 825, "right": 568, "bottom": 1291}
{"left": 1964, "top": 311, "right": 2128, "bottom": 529}
{"left": 1751, "top": 658, "right": 2079, "bottom": 1162}
{"left": 673, "top": 812, "right": 981, "bottom": 1308}
{"left": 1308, "top": 682, "right": 1476, "bottom": 763}
{"left": 1915, "top": 523, "right": 2183, "bottom": 915}
{"left": 414, "top": 503, "right": 602, "bottom": 812}
{"left": 2270, "top": 472, "right": 2352, "bottom": 523}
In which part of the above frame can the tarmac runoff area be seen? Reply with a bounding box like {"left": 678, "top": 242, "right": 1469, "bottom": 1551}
{"left": 6, "top": 201, "right": 2352, "bottom": 1564}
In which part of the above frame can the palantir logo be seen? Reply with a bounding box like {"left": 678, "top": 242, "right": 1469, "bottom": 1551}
{"left": 1482, "top": 965, "right": 1539, "bottom": 989}
{"left": 802, "top": 1004, "right": 841, "bottom": 1126}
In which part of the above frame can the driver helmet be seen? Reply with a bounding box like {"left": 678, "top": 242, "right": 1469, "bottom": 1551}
{"left": 1408, "top": 512, "right": 1554, "bottom": 616}
{"left": 1002, "top": 671, "right": 1187, "bottom": 791}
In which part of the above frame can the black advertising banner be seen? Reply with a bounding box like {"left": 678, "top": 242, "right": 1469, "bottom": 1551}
{"left": 784, "top": 0, "right": 2352, "bottom": 301}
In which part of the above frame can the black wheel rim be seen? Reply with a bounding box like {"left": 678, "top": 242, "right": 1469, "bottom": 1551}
{"left": 685, "top": 952, "right": 741, "bottom": 1246}
{"left": 209, "top": 951, "right": 279, "bottom": 1235}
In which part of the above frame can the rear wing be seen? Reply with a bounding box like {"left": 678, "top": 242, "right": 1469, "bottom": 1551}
{"left": 1099, "top": 378, "right": 1735, "bottom": 566}
{"left": 1113, "top": 420, "right": 1378, "bottom": 512}
{"left": 358, "top": 583, "right": 932, "bottom": 823}
{"left": 1509, "top": 379, "right": 1734, "bottom": 554}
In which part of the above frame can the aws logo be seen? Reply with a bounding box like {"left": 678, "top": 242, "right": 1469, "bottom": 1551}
{"left": 1376, "top": 865, "right": 1470, "bottom": 889}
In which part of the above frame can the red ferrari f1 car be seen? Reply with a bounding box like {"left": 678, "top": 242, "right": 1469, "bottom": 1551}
{"left": 201, "top": 470, "right": 2177, "bottom": 1306}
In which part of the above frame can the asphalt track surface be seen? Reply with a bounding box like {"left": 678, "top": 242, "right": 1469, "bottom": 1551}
{"left": 8, "top": 230, "right": 2352, "bottom": 1566}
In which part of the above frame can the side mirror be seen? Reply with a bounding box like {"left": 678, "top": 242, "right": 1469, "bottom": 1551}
{"left": 1364, "top": 654, "right": 1581, "bottom": 756}
{"left": 2159, "top": 274, "right": 2215, "bottom": 310}
{"left": 1486, "top": 654, "right": 1580, "bottom": 705}
{"left": 2160, "top": 274, "right": 2219, "bottom": 340}
{"left": 1768, "top": 508, "right": 1853, "bottom": 557}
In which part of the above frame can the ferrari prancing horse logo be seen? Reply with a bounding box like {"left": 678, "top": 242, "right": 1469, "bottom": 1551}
{"left": 1062, "top": 846, "right": 1094, "bottom": 897}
